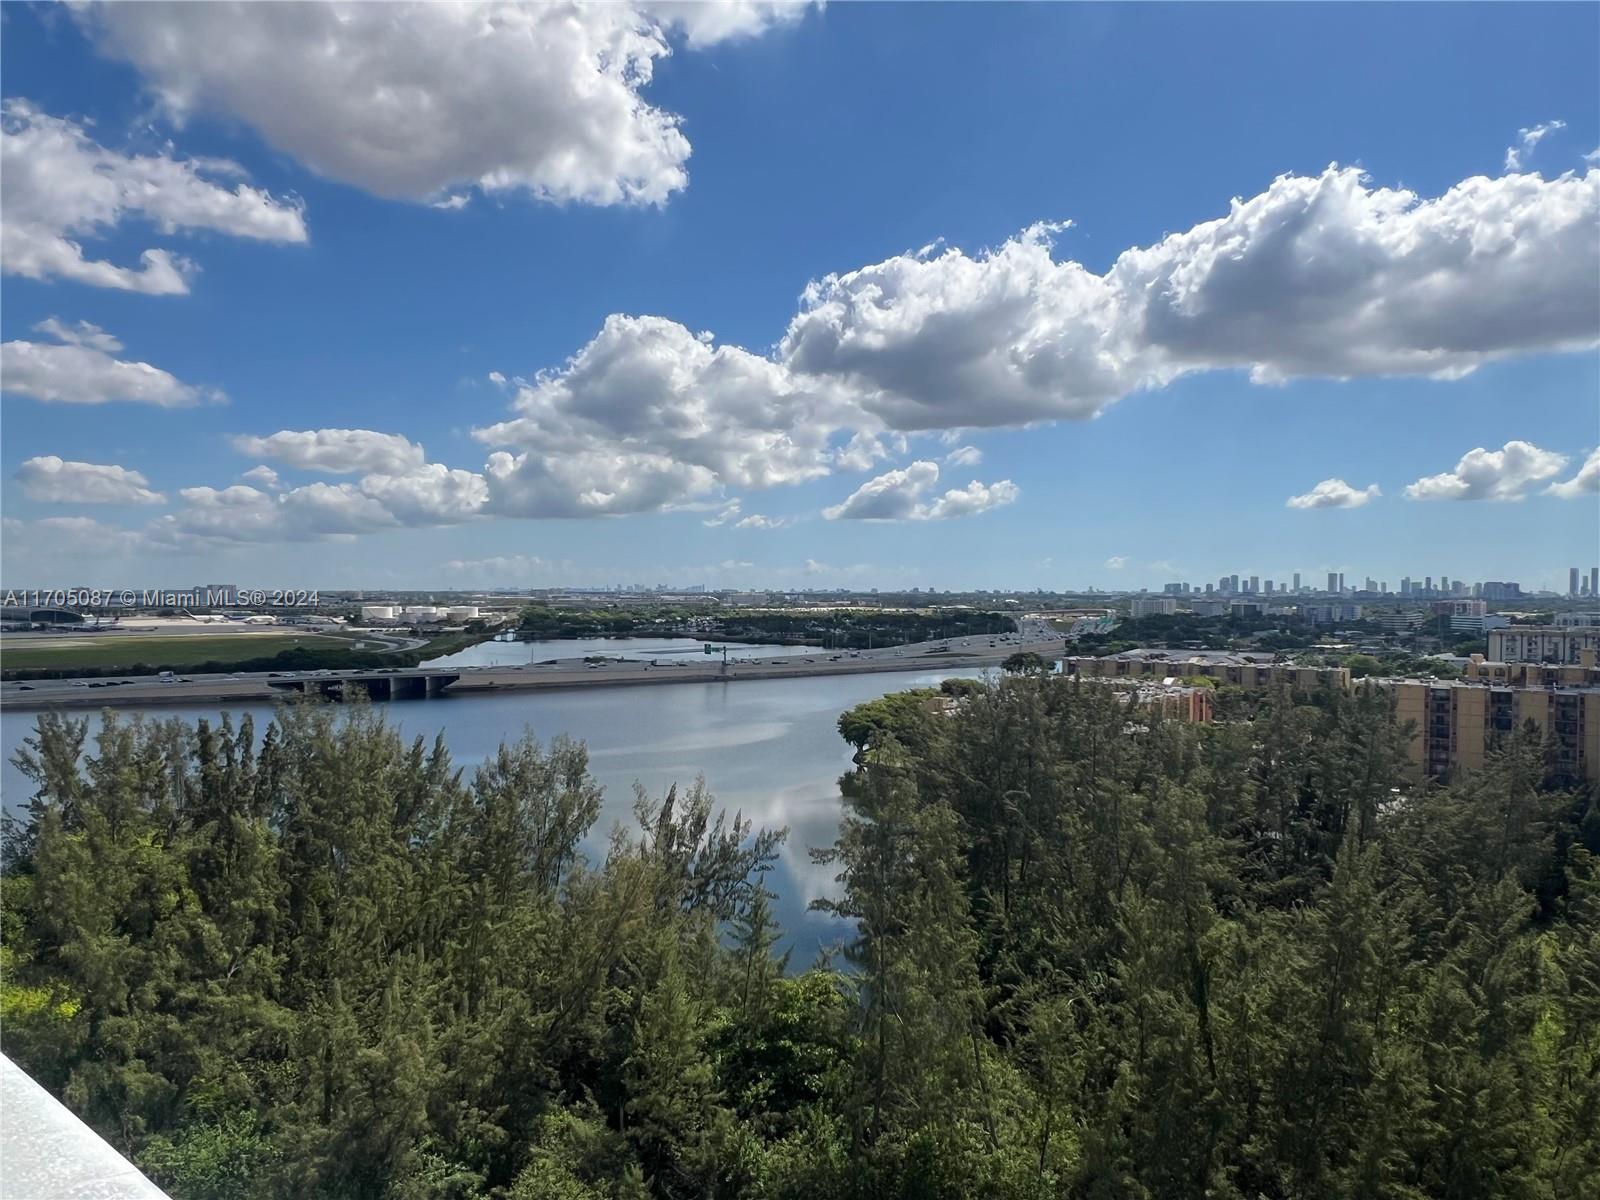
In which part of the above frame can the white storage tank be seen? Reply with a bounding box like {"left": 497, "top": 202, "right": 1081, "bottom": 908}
{"left": 360, "top": 605, "right": 397, "bottom": 622}
{"left": 447, "top": 606, "right": 480, "bottom": 620}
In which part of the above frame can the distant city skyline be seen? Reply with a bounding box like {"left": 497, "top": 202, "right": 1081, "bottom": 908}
{"left": 2, "top": 4, "right": 1596, "bottom": 588}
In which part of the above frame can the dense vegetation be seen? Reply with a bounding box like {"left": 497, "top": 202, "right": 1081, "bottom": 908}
{"left": 1075, "top": 612, "right": 1489, "bottom": 668}
{"left": 714, "top": 610, "right": 1014, "bottom": 649}
{"left": 1, "top": 628, "right": 493, "bottom": 683}
{"left": 518, "top": 604, "right": 1017, "bottom": 649}
{"left": 1073, "top": 613, "right": 1317, "bottom": 654}
{"left": 517, "top": 605, "right": 716, "bottom": 639}
{"left": 4, "top": 678, "right": 1598, "bottom": 1198}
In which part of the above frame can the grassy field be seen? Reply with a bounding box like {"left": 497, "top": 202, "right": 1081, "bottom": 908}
{"left": 0, "top": 633, "right": 349, "bottom": 671}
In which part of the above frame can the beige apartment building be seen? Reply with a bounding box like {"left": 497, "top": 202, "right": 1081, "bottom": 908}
{"left": 1488, "top": 626, "right": 1600, "bottom": 665}
{"left": 1062, "top": 651, "right": 1350, "bottom": 691}
{"left": 1386, "top": 679, "right": 1600, "bottom": 783}
{"left": 1460, "top": 652, "right": 1600, "bottom": 687}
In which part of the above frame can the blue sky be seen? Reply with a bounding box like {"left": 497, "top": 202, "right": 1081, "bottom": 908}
{"left": 2, "top": 1, "right": 1596, "bottom": 592}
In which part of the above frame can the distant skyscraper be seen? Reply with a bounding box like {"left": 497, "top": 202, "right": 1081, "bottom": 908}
{"left": 1425, "top": 576, "right": 1433, "bottom": 593}
{"left": 1591, "top": 567, "right": 1598, "bottom": 598}
{"left": 1575, "top": 567, "right": 1584, "bottom": 598}
{"left": 1293, "top": 572, "right": 1301, "bottom": 592}
{"left": 1338, "top": 573, "right": 1345, "bottom": 593}
{"left": 1249, "top": 575, "right": 1259, "bottom": 593}
{"left": 1327, "top": 571, "right": 1338, "bottom": 594}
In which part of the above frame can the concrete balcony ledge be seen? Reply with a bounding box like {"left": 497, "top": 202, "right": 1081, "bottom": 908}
{"left": 1, "top": 1054, "right": 170, "bottom": 1199}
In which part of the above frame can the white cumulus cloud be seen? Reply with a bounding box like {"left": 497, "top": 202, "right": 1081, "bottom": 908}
{"left": 75, "top": 1, "right": 813, "bottom": 208}
{"left": 2, "top": 515, "right": 149, "bottom": 559}
{"left": 923, "top": 478, "right": 1019, "bottom": 520}
{"left": 1403, "top": 440, "right": 1569, "bottom": 502}
{"left": 461, "top": 164, "right": 1597, "bottom": 519}
{"left": 822, "top": 460, "right": 1017, "bottom": 521}
{"left": 474, "top": 315, "right": 848, "bottom": 516}
{"left": 1546, "top": 448, "right": 1600, "bottom": 499}
{"left": 229, "top": 429, "right": 427, "bottom": 476}
{"left": 1286, "top": 478, "right": 1381, "bottom": 510}
{"left": 152, "top": 482, "right": 397, "bottom": 545}
{"left": 0, "top": 99, "right": 306, "bottom": 294}
{"left": 358, "top": 463, "right": 490, "bottom": 524}
{"left": 1, "top": 319, "right": 223, "bottom": 406}
{"left": 16, "top": 456, "right": 165, "bottom": 505}
{"left": 733, "top": 513, "right": 795, "bottom": 529}
{"left": 944, "top": 445, "right": 983, "bottom": 467}
{"left": 1505, "top": 119, "right": 1566, "bottom": 172}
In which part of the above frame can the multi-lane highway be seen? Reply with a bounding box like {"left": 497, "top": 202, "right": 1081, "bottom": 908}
{"left": 1, "top": 626, "right": 1068, "bottom": 710}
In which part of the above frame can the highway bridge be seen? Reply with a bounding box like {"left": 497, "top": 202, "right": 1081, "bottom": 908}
{"left": 266, "top": 670, "right": 460, "bottom": 701}
{"left": 2, "top": 629, "right": 1069, "bottom": 711}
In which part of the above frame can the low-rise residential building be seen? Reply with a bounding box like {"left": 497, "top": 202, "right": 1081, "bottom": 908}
{"left": 1554, "top": 612, "right": 1600, "bottom": 628}
{"left": 1063, "top": 649, "right": 1349, "bottom": 691}
{"left": 1130, "top": 596, "right": 1179, "bottom": 617}
{"left": 1070, "top": 677, "right": 1216, "bottom": 723}
{"left": 1450, "top": 613, "right": 1509, "bottom": 634}
{"left": 1300, "top": 603, "right": 1363, "bottom": 625}
{"left": 1376, "top": 610, "right": 1425, "bottom": 632}
{"left": 1459, "top": 652, "right": 1600, "bottom": 687}
{"left": 1488, "top": 626, "right": 1600, "bottom": 664}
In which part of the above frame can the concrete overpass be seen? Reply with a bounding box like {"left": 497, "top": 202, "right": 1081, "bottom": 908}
{"left": 266, "top": 670, "right": 460, "bottom": 701}
{"left": 1, "top": 629, "right": 1066, "bottom": 711}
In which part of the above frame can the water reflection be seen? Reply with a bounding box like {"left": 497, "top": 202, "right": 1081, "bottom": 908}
{"left": 1, "top": 667, "right": 985, "bottom": 963}
{"left": 424, "top": 635, "right": 820, "bottom": 669}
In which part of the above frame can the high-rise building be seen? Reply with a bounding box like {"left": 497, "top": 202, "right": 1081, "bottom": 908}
{"left": 1591, "top": 567, "right": 1598, "bottom": 599}
{"left": 1249, "top": 575, "right": 1259, "bottom": 593}
{"left": 1264, "top": 580, "right": 1274, "bottom": 594}
{"left": 1338, "top": 573, "right": 1345, "bottom": 593}
{"left": 1293, "top": 572, "right": 1301, "bottom": 592}
{"left": 1573, "top": 567, "right": 1582, "bottom": 598}
{"left": 1327, "top": 572, "right": 1339, "bottom": 594}
{"left": 1229, "top": 574, "right": 1239, "bottom": 593}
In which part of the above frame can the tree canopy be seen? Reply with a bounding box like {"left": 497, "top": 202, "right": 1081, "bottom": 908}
{"left": 4, "top": 679, "right": 1598, "bottom": 1198}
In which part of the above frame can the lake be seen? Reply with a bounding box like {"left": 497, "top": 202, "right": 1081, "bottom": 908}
{"left": 423, "top": 634, "right": 820, "bottom": 669}
{"left": 0, "top": 663, "right": 987, "bottom": 964}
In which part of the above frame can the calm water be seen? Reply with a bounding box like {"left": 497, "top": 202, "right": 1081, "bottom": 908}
{"left": 1, "top": 667, "right": 984, "bottom": 963}
{"left": 424, "top": 635, "right": 820, "bottom": 669}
